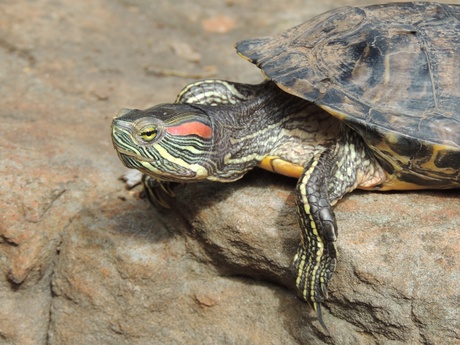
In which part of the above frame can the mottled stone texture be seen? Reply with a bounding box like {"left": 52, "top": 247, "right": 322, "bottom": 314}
{"left": 0, "top": 1, "right": 459, "bottom": 345}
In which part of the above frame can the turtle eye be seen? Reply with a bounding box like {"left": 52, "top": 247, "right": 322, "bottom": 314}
{"left": 139, "top": 127, "right": 157, "bottom": 142}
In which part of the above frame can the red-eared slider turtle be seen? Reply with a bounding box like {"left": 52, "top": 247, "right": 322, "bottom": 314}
{"left": 111, "top": 2, "right": 460, "bottom": 330}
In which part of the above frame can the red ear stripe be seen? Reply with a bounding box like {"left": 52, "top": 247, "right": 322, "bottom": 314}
{"left": 165, "top": 121, "right": 213, "bottom": 139}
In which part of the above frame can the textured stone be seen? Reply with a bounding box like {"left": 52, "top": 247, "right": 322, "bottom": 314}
{"left": 48, "top": 195, "right": 303, "bottom": 345}
{"left": 170, "top": 172, "right": 460, "bottom": 344}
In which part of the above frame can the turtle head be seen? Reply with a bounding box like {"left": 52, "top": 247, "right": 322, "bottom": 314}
{"left": 111, "top": 103, "right": 215, "bottom": 182}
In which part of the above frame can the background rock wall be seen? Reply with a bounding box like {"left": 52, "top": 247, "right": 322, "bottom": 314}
{"left": 1, "top": 1, "right": 459, "bottom": 344}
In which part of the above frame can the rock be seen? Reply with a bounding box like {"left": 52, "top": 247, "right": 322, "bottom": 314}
{"left": 174, "top": 171, "right": 300, "bottom": 285}
{"left": 170, "top": 41, "right": 202, "bottom": 63}
{"left": 201, "top": 15, "right": 237, "bottom": 34}
{"left": 48, "top": 195, "right": 304, "bottom": 345}
{"left": 168, "top": 171, "right": 460, "bottom": 344}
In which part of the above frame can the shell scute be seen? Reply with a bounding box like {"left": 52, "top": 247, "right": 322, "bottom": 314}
{"left": 236, "top": 2, "right": 460, "bottom": 148}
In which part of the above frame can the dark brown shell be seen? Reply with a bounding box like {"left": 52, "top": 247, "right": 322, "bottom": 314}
{"left": 236, "top": 2, "right": 460, "bottom": 149}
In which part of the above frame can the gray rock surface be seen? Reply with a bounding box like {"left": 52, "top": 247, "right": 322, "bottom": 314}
{"left": 1, "top": 1, "right": 459, "bottom": 344}
{"left": 173, "top": 173, "right": 460, "bottom": 344}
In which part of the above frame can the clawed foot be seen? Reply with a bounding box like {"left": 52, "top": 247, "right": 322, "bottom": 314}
{"left": 141, "top": 175, "right": 178, "bottom": 208}
{"left": 294, "top": 244, "right": 336, "bottom": 333}
{"left": 119, "top": 170, "right": 177, "bottom": 208}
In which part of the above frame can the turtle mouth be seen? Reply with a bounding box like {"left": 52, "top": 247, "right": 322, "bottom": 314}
{"left": 115, "top": 150, "right": 154, "bottom": 172}
{"left": 115, "top": 147, "right": 154, "bottom": 163}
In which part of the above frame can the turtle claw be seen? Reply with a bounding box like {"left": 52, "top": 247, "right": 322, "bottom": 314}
{"left": 313, "top": 302, "right": 330, "bottom": 334}
{"left": 294, "top": 244, "right": 335, "bottom": 333}
{"left": 141, "top": 175, "right": 178, "bottom": 209}
{"left": 118, "top": 171, "right": 178, "bottom": 208}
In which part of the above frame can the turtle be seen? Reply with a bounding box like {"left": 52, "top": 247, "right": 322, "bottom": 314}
{"left": 111, "top": 1, "right": 460, "bottom": 331}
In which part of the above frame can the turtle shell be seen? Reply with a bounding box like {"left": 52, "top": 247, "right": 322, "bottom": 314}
{"left": 236, "top": 2, "right": 460, "bottom": 187}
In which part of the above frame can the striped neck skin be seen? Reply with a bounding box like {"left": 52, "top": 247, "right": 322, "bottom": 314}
{"left": 203, "top": 82, "right": 342, "bottom": 182}
{"left": 111, "top": 82, "right": 340, "bottom": 183}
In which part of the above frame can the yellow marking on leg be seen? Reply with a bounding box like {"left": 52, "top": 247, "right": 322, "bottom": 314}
{"left": 296, "top": 154, "right": 325, "bottom": 305}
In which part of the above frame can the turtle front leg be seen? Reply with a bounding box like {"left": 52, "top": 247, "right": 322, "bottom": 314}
{"left": 293, "top": 133, "right": 384, "bottom": 330}
{"left": 119, "top": 170, "right": 177, "bottom": 208}
{"left": 142, "top": 175, "right": 178, "bottom": 209}
{"left": 294, "top": 150, "right": 339, "bottom": 331}
{"left": 294, "top": 143, "right": 370, "bottom": 331}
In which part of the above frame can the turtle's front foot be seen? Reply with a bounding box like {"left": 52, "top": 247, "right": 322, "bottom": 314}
{"left": 141, "top": 175, "right": 178, "bottom": 209}
{"left": 294, "top": 244, "right": 336, "bottom": 332}
{"left": 119, "top": 170, "right": 178, "bottom": 208}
